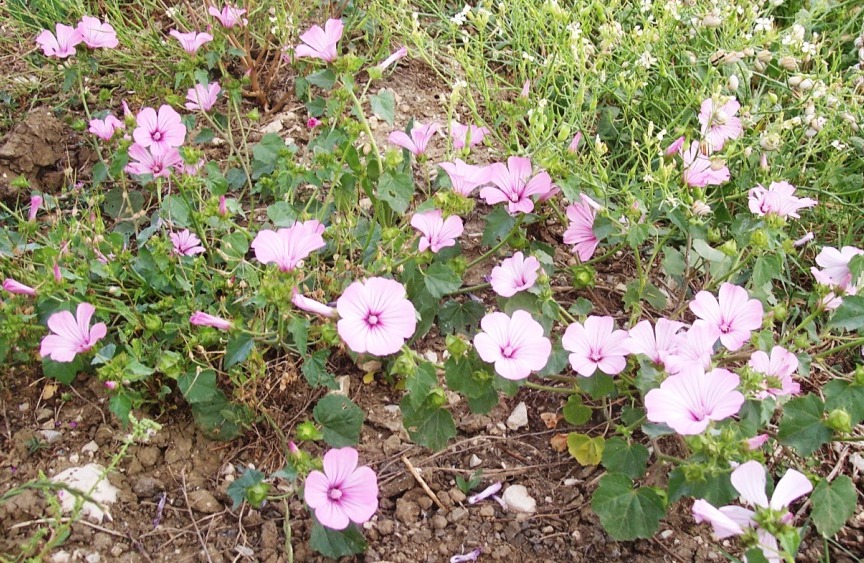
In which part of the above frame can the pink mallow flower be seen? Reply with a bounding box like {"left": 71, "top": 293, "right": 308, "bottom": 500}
{"left": 473, "top": 310, "right": 552, "bottom": 380}
{"left": 125, "top": 143, "right": 182, "bottom": 178}
{"left": 480, "top": 156, "right": 553, "bottom": 215}
{"left": 664, "top": 135, "right": 685, "bottom": 157}
{"left": 625, "top": 318, "right": 685, "bottom": 367}
{"left": 378, "top": 46, "right": 407, "bottom": 70}
{"left": 88, "top": 114, "right": 124, "bottom": 141}
{"left": 133, "top": 105, "right": 186, "bottom": 154}
{"left": 692, "top": 460, "right": 812, "bottom": 563}
{"left": 304, "top": 447, "right": 378, "bottom": 531}
{"left": 189, "top": 312, "right": 232, "bottom": 331}
{"left": 170, "top": 229, "right": 205, "bottom": 256}
{"left": 745, "top": 434, "right": 770, "bottom": 450}
{"left": 169, "top": 29, "right": 213, "bottom": 54}
{"left": 450, "top": 121, "right": 489, "bottom": 150}
{"left": 681, "top": 141, "right": 730, "bottom": 188}
{"left": 208, "top": 4, "right": 247, "bottom": 28}
{"left": 748, "top": 346, "right": 800, "bottom": 399}
{"left": 251, "top": 220, "right": 326, "bottom": 272}
{"left": 77, "top": 16, "right": 119, "bottom": 49}
{"left": 645, "top": 367, "right": 745, "bottom": 435}
{"left": 664, "top": 320, "right": 721, "bottom": 375}
{"left": 3, "top": 278, "right": 37, "bottom": 296}
{"left": 562, "top": 316, "right": 629, "bottom": 377}
{"left": 36, "top": 24, "right": 82, "bottom": 59}
{"left": 699, "top": 97, "right": 743, "bottom": 153}
{"left": 689, "top": 283, "right": 764, "bottom": 352}
{"left": 292, "top": 290, "right": 335, "bottom": 318}
{"left": 40, "top": 303, "right": 107, "bottom": 362}
{"left": 388, "top": 122, "right": 439, "bottom": 156}
{"left": 295, "top": 19, "right": 344, "bottom": 62}
{"left": 810, "top": 246, "right": 864, "bottom": 290}
{"left": 563, "top": 193, "right": 601, "bottom": 261}
{"left": 438, "top": 159, "right": 490, "bottom": 196}
{"left": 336, "top": 277, "right": 417, "bottom": 356}
{"left": 410, "top": 209, "right": 463, "bottom": 253}
{"left": 489, "top": 252, "right": 540, "bottom": 297}
{"left": 748, "top": 181, "right": 816, "bottom": 219}
{"left": 185, "top": 82, "right": 221, "bottom": 112}
{"left": 568, "top": 131, "right": 583, "bottom": 153}
{"left": 29, "top": 194, "right": 43, "bottom": 222}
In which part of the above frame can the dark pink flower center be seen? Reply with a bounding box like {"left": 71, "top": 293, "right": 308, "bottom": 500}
{"left": 589, "top": 349, "right": 603, "bottom": 363}
{"left": 719, "top": 320, "right": 733, "bottom": 333}
{"left": 366, "top": 313, "right": 380, "bottom": 326}
{"left": 152, "top": 163, "right": 163, "bottom": 173}
{"left": 152, "top": 130, "right": 163, "bottom": 141}
{"left": 328, "top": 487, "right": 343, "bottom": 501}
{"left": 509, "top": 192, "right": 520, "bottom": 202}
{"left": 501, "top": 344, "right": 515, "bottom": 358}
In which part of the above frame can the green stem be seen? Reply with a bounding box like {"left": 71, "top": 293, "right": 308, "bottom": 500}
{"left": 813, "top": 336, "right": 864, "bottom": 359}
{"left": 524, "top": 381, "right": 578, "bottom": 394}
{"left": 780, "top": 308, "right": 822, "bottom": 345}
{"left": 466, "top": 215, "right": 525, "bottom": 270}
{"left": 447, "top": 282, "right": 490, "bottom": 296}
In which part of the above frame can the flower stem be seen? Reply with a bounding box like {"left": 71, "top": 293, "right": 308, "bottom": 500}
{"left": 524, "top": 381, "right": 578, "bottom": 394}
{"left": 465, "top": 215, "right": 525, "bottom": 270}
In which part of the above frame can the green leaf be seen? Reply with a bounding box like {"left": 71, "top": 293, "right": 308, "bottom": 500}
{"left": 226, "top": 468, "right": 265, "bottom": 509}
{"left": 266, "top": 202, "right": 297, "bottom": 227}
{"left": 378, "top": 170, "right": 414, "bottom": 214}
{"left": 306, "top": 69, "right": 336, "bottom": 89}
{"left": 124, "top": 360, "right": 154, "bottom": 382}
{"left": 220, "top": 231, "right": 249, "bottom": 260}
{"left": 400, "top": 394, "right": 456, "bottom": 450}
{"left": 224, "top": 334, "right": 254, "bottom": 369}
{"left": 191, "top": 390, "right": 250, "bottom": 440}
{"left": 424, "top": 262, "right": 462, "bottom": 298}
{"left": 109, "top": 394, "right": 132, "bottom": 424}
{"left": 288, "top": 317, "right": 309, "bottom": 357}
{"left": 829, "top": 295, "right": 864, "bottom": 331}
{"left": 811, "top": 476, "right": 856, "bottom": 537}
{"left": 302, "top": 350, "right": 339, "bottom": 389}
{"left": 369, "top": 91, "right": 395, "bottom": 125}
{"left": 309, "top": 522, "right": 366, "bottom": 558}
{"left": 178, "top": 368, "right": 220, "bottom": 404}
{"left": 194, "top": 128, "right": 215, "bottom": 144}
{"left": 444, "top": 357, "right": 495, "bottom": 400}
{"left": 404, "top": 362, "right": 438, "bottom": 408}
{"left": 601, "top": 437, "right": 649, "bottom": 479}
{"left": 314, "top": 395, "right": 365, "bottom": 447}
{"left": 103, "top": 188, "right": 144, "bottom": 220}
{"left": 562, "top": 394, "right": 591, "bottom": 425}
{"left": 482, "top": 207, "right": 516, "bottom": 246}
{"left": 42, "top": 356, "right": 83, "bottom": 385}
{"left": 667, "top": 467, "right": 736, "bottom": 505}
{"left": 580, "top": 373, "right": 616, "bottom": 399}
{"left": 692, "top": 238, "right": 727, "bottom": 263}
{"left": 823, "top": 379, "right": 864, "bottom": 423}
{"left": 438, "top": 300, "right": 485, "bottom": 334}
{"left": 777, "top": 394, "right": 831, "bottom": 456}
{"left": 753, "top": 254, "right": 782, "bottom": 287}
{"left": 252, "top": 133, "right": 286, "bottom": 178}
{"left": 567, "top": 433, "right": 604, "bottom": 466}
{"left": 591, "top": 474, "right": 666, "bottom": 541}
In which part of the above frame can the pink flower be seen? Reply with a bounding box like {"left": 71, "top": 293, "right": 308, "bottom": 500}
{"left": 665, "top": 135, "right": 685, "bottom": 156}
{"left": 410, "top": 209, "right": 464, "bottom": 253}
{"left": 699, "top": 97, "right": 743, "bottom": 153}
{"left": 76, "top": 16, "right": 118, "bottom": 49}
{"left": 689, "top": 283, "right": 764, "bottom": 351}
{"left": 29, "top": 194, "right": 43, "bottom": 222}
{"left": 645, "top": 368, "right": 744, "bottom": 435}
{"left": 185, "top": 82, "right": 221, "bottom": 112}
{"left": 40, "top": 303, "right": 107, "bottom": 362}
{"left": 218, "top": 196, "right": 228, "bottom": 216}
{"left": 304, "top": 447, "right": 378, "bottom": 530}
{"left": 133, "top": 105, "right": 186, "bottom": 154}
{"left": 337, "top": 277, "right": 417, "bottom": 356}
{"left": 811, "top": 246, "right": 864, "bottom": 290}
{"left": 520, "top": 79, "right": 530, "bottom": 98}
{"left": 292, "top": 290, "right": 336, "bottom": 318}
{"left": 745, "top": 434, "right": 770, "bottom": 450}
{"left": 748, "top": 346, "right": 800, "bottom": 399}
{"left": 562, "top": 316, "right": 629, "bottom": 377}
{"left": 563, "top": 193, "right": 601, "bottom": 261}
{"left": 681, "top": 141, "right": 730, "bottom": 187}
{"left": 170, "top": 229, "right": 205, "bottom": 256}
{"left": 451, "top": 548, "right": 482, "bottom": 563}
{"left": 625, "top": 318, "right": 685, "bottom": 367}
{"left": 295, "top": 19, "right": 343, "bottom": 62}
{"left": 450, "top": 121, "right": 489, "bottom": 150}
{"left": 36, "top": 24, "right": 83, "bottom": 58}
{"left": 176, "top": 158, "right": 206, "bottom": 176}
{"left": 307, "top": 117, "right": 321, "bottom": 129}
{"left": 53, "top": 264, "right": 62, "bottom": 282}
{"left": 378, "top": 46, "right": 407, "bottom": 70}
{"left": 125, "top": 143, "right": 182, "bottom": 178}
{"left": 169, "top": 29, "right": 213, "bottom": 54}
{"left": 489, "top": 252, "right": 540, "bottom": 297}
{"left": 3, "top": 278, "right": 37, "bottom": 296}
{"left": 208, "top": 4, "right": 247, "bottom": 28}
{"left": 251, "top": 220, "right": 326, "bottom": 272}
{"left": 479, "top": 156, "right": 553, "bottom": 214}
{"left": 467, "top": 482, "right": 502, "bottom": 504}
{"left": 88, "top": 114, "right": 124, "bottom": 141}
{"left": 388, "top": 122, "right": 439, "bottom": 156}
{"left": 748, "top": 181, "right": 816, "bottom": 218}
{"left": 664, "top": 321, "right": 721, "bottom": 374}
{"left": 438, "top": 159, "right": 491, "bottom": 196}
{"left": 568, "top": 131, "right": 583, "bottom": 153}
{"left": 473, "top": 310, "right": 552, "bottom": 380}
{"left": 189, "top": 312, "right": 232, "bottom": 331}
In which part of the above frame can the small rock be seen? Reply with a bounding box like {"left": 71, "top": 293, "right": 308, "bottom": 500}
{"left": 660, "top": 530, "right": 673, "bottom": 540}
{"left": 382, "top": 434, "right": 403, "bottom": 456}
{"left": 85, "top": 553, "right": 101, "bottom": 563}
{"left": 50, "top": 551, "right": 71, "bottom": 563}
{"left": 448, "top": 488, "right": 466, "bottom": 504}
{"left": 564, "top": 478, "right": 578, "bottom": 486}
{"left": 187, "top": 490, "right": 222, "bottom": 514}
{"left": 506, "top": 402, "right": 528, "bottom": 430}
{"left": 479, "top": 505, "right": 495, "bottom": 517}
{"left": 261, "top": 520, "right": 278, "bottom": 551}
{"left": 132, "top": 476, "right": 165, "bottom": 498}
{"left": 431, "top": 514, "right": 448, "bottom": 529}
{"left": 39, "top": 430, "right": 63, "bottom": 444}
{"left": 395, "top": 497, "right": 420, "bottom": 524}
{"left": 110, "top": 544, "right": 127, "bottom": 557}
{"left": 330, "top": 375, "right": 350, "bottom": 397}
{"left": 93, "top": 426, "right": 114, "bottom": 446}
{"left": 448, "top": 507, "right": 469, "bottom": 523}
{"left": 850, "top": 453, "right": 864, "bottom": 473}
{"left": 377, "top": 519, "right": 395, "bottom": 535}
{"left": 19, "top": 402, "right": 29, "bottom": 411}
{"left": 136, "top": 446, "right": 160, "bottom": 467}
{"left": 469, "top": 454, "right": 482, "bottom": 468}
{"left": 259, "top": 120, "right": 284, "bottom": 134}
{"left": 502, "top": 485, "right": 536, "bottom": 514}
{"left": 416, "top": 496, "right": 433, "bottom": 510}
{"left": 36, "top": 408, "right": 53, "bottom": 422}
{"left": 81, "top": 441, "right": 99, "bottom": 455}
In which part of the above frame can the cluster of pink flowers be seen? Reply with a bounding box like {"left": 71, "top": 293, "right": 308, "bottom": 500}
{"left": 36, "top": 16, "right": 118, "bottom": 59}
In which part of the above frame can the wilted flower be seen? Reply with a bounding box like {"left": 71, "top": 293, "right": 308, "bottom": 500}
{"left": 467, "top": 482, "right": 502, "bottom": 504}
{"left": 304, "top": 447, "right": 378, "bottom": 530}
{"left": 189, "top": 312, "right": 232, "bottom": 331}
{"left": 3, "top": 278, "right": 37, "bottom": 296}
{"left": 562, "top": 315, "right": 629, "bottom": 377}
{"left": 36, "top": 24, "right": 83, "bottom": 58}
{"left": 169, "top": 29, "right": 213, "bottom": 54}
{"left": 88, "top": 114, "right": 124, "bottom": 141}
{"left": 664, "top": 135, "right": 685, "bottom": 156}
{"left": 450, "top": 548, "right": 482, "bottom": 563}
{"left": 208, "top": 4, "right": 247, "bottom": 28}
{"left": 410, "top": 209, "right": 464, "bottom": 253}
{"left": 28, "top": 194, "right": 43, "bottom": 222}
{"left": 292, "top": 290, "right": 336, "bottom": 318}
{"left": 568, "top": 131, "right": 583, "bottom": 153}
{"left": 337, "top": 277, "right": 417, "bottom": 356}
{"left": 40, "top": 303, "right": 107, "bottom": 362}
{"left": 793, "top": 232, "right": 814, "bottom": 247}
{"left": 450, "top": 121, "right": 489, "bottom": 150}
{"left": 307, "top": 117, "right": 321, "bottom": 129}
{"left": 77, "top": 16, "right": 118, "bottom": 49}
{"left": 295, "top": 19, "right": 344, "bottom": 62}
{"left": 251, "top": 221, "right": 326, "bottom": 272}
{"left": 378, "top": 46, "right": 407, "bottom": 70}
{"left": 473, "top": 310, "right": 552, "bottom": 380}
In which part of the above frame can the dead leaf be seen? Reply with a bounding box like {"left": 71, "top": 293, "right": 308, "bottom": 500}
{"left": 550, "top": 433, "right": 568, "bottom": 452}
{"left": 540, "top": 412, "right": 561, "bottom": 429}
{"left": 42, "top": 383, "right": 58, "bottom": 400}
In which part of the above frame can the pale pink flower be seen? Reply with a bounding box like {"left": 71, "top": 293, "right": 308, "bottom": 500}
{"left": 218, "top": 196, "right": 228, "bottom": 216}
{"left": 185, "top": 82, "right": 221, "bottom": 112}
{"left": 251, "top": 220, "right": 326, "bottom": 272}
{"left": 689, "top": 283, "right": 764, "bottom": 351}
{"left": 748, "top": 346, "right": 800, "bottom": 399}
{"left": 520, "top": 79, "right": 530, "bottom": 98}
{"left": 467, "top": 482, "right": 502, "bottom": 504}
{"left": 388, "top": 122, "right": 439, "bottom": 156}
{"left": 568, "top": 131, "right": 583, "bottom": 153}
{"left": 169, "top": 29, "right": 213, "bottom": 54}
{"left": 438, "top": 159, "right": 491, "bottom": 196}
{"left": 645, "top": 368, "right": 744, "bottom": 435}
{"left": 810, "top": 246, "right": 864, "bottom": 290}
{"left": 489, "top": 252, "right": 540, "bottom": 297}
{"left": 292, "top": 290, "right": 335, "bottom": 318}
{"left": 36, "top": 24, "right": 83, "bottom": 58}
{"left": 699, "top": 97, "right": 743, "bottom": 152}
{"left": 40, "top": 303, "right": 107, "bottom": 362}
{"left": 295, "top": 19, "right": 343, "bottom": 62}
{"left": 189, "top": 312, "right": 232, "bottom": 331}
{"left": 760, "top": 152, "right": 769, "bottom": 170}
{"left": 625, "top": 318, "right": 685, "bottom": 367}
{"left": 450, "top": 121, "right": 489, "bottom": 150}
{"left": 133, "top": 105, "right": 186, "bottom": 154}
{"left": 479, "top": 156, "right": 553, "bottom": 214}
{"left": 208, "top": 4, "right": 248, "bottom": 28}
{"left": 170, "top": 230, "right": 205, "bottom": 256}
{"left": 451, "top": 548, "right": 482, "bottom": 563}
{"left": 378, "top": 46, "right": 407, "bottom": 70}
{"left": 336, "top": 278, "right": 417, "bottom": 356}
{"left": 748, "top": 181, "right": 816, "bottom": 218}
{"left": 745, "top": 434, "right": 770, "bottom": 450}
{"left": 665, "top": 135, "right": 685, "bottom": 156}
{"left": 681, "top": 141, "right": 730, "bottom": 187}
{"left": 29, "top": 194, "right": 43, "bottom": 222}
{"left": 563, "top": 193, "right": 601, "bottom": 261}
{"left": 175, "top": 158, "right": 206, "bottom": 176}
{"left": 53, "top": 264, "right": 62, "bottom": 282}
{"left": 125, "top": 143, "right": 182, "bottom": 178}
{"left": 304, "top": 447, "right": 378, "bottom": 530}
{"left": 562, "top": 316, "right": 629, "bottom": 377}
{"left": 88, "top": 114, "right": 124, "bottom": 141}
{"left": 3, "top": 278, "right": 37, "bottom": 296}
{"left": 793, "top": 232, "right": 814, "bottom": 247}
{"left": 410, "top": 209, "right": 463, "bottom": 253}
{"left": 473, "top": 310, "right": 552, "bottom": 380}
{"left": 77, "top": 16, "right": 118, "bottom": 49}
{"left": 664, "top": 321, "right": 721, "bottom": 374}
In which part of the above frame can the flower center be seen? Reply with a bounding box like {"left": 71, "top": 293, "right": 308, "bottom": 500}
{"left": 152, "top": 164, "right": 162, "bottom": 173}
{"left": 501, "top": 345, "right": 515, "bottom": 358}
{"left": 328, "top": 487, "right": 343, "bottom": 501}
{"left": 719, "top": 320, "right": 732, "bottom": 333}
{"left": 152, "top": 130, "right": 163, "bottom": 141}
{"left": 713, "top": 110, "right": 728, "bottom": 125}
{"left": 367, "top": 313, "right": 380, "bottom": 326}
{"left": 509, "top": 192, "right": 520, "bottom": 202}
{"left": 589, "top": 349, "right": 603, "bottom": 363}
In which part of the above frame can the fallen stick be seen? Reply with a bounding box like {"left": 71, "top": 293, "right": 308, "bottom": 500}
{"left": 401, "top": 455, "right": 445, "bottom": 510}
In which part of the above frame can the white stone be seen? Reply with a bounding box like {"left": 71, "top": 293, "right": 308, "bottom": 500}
{"left": 850, "top": 453, "right": 864, "bottom": 473}
{"left": 502, "top": 485, "right": 536, "bottom": 514}
{"left": 50, "top": 551, "right": 71, "bottom": 563}
{"left": 85, "top": 553, "right": 101, "bottom": 563}
{"left": 660, "top": 530, "right": 673, "bottom": 539}
{"left": 469, "top": 454, "right": 482, "bottom": 468}
{"left": 81, "top": 440, "right": 99, "bottom": 454}
{"left": 259, "top": 120, "right": 284, "bottom": 134}
{"left": 52, "top": 464, "right": 119, "bottom": 523}
{"left": 506, "top": 402, "right": 528, "bottom": 430}
{"left": 563, "top": 478, "right": 578, "bottom": 487}
{"left": 39, "top": 430, "right": 63, "bottom": 444}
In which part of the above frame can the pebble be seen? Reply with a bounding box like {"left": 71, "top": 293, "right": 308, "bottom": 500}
{"left": 563, "top": 478, "right": 578, "bottom": 486}
{"left": 395, "top": 497, "right": 420, "bottom": 524}
{"left": 81, "top": 441, "right": 99, "bottom": 455}
{"left": 187, "top": 490, "right": 222, "bottom": 514}
{"left": 448, "top": 488, "right": 466, "bottom": 503}
{"left": 506, "top": 402, "right": 528, "bottom": 430}
{"left": 39, "top": 430, "right": 63, "bottom": 444}
{"left": 36, "top": 408, "right": 53, "bottom": 422}
{"left": 331, "top": 375, "right": 350, "bottom": 397}
{"left": 377, "top": 519, "right": 395, "bottom": 535}
{"left": 448, "top": 507, "right": 469, "bottom": 523}
{"left": 469, "top": 454, "right": 482, "bottom": 468}
{"left": 479, "top": 505, "right": 495, "bottom": 517}
{"left": 132, "top": 476, "right": 165, "bottom": 498}
{"left": 660, "top": 530, "right": 673, "bottom": 540}
{"left": 137, "top": 446, "right": 160, "bottom": 467}
{"left": 431, "top": 514, "right": 448, "bottom": 529}
{"left": 93, "top": 426, "right": 114, "bottom": 446}
{"left": 84, "top": 553, "right": 100, "bottom": 563}
{"left": 502, "top": 485, "right": 536, "bottom": 514}
{"left": 259, "top": 120, "right": 284, "bottom": 134}
{"left": 19, "top": 401, "right": 29, "bottom": 411}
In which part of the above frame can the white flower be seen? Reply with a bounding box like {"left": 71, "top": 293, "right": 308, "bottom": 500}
{"left": 754, "top": 17, "right": 773, "bottom": 33}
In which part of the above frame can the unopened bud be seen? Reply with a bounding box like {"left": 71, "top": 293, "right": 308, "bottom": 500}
{"left": 702, "top": 14, "right": 722, "bottom": 28}
{"left": 826, "top": 409, "right": 852, "bottom": 433}
{"left": 727, "top": 74, "right": 739, "bottom": 91}
{"left": 779, "top": 56, "right": 798, "bottom": 70}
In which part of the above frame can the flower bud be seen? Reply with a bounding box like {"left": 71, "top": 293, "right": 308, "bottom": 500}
{"left": 720, "top": 239, "right": 739, "bottom": 256}
{"left": 571, "top": 265, "right": 595, "bottom": 289}
{"left": 750, "top": 230, "right": 769, "bottom": 249}
{"left": 779, "top": 56, "right": 798, "bottom": 70}
{"left": 826, "top": 409, "right": 852, "bottom": 433}
{"left": 727, "top": 74, "right": 739, "bottom": 91}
